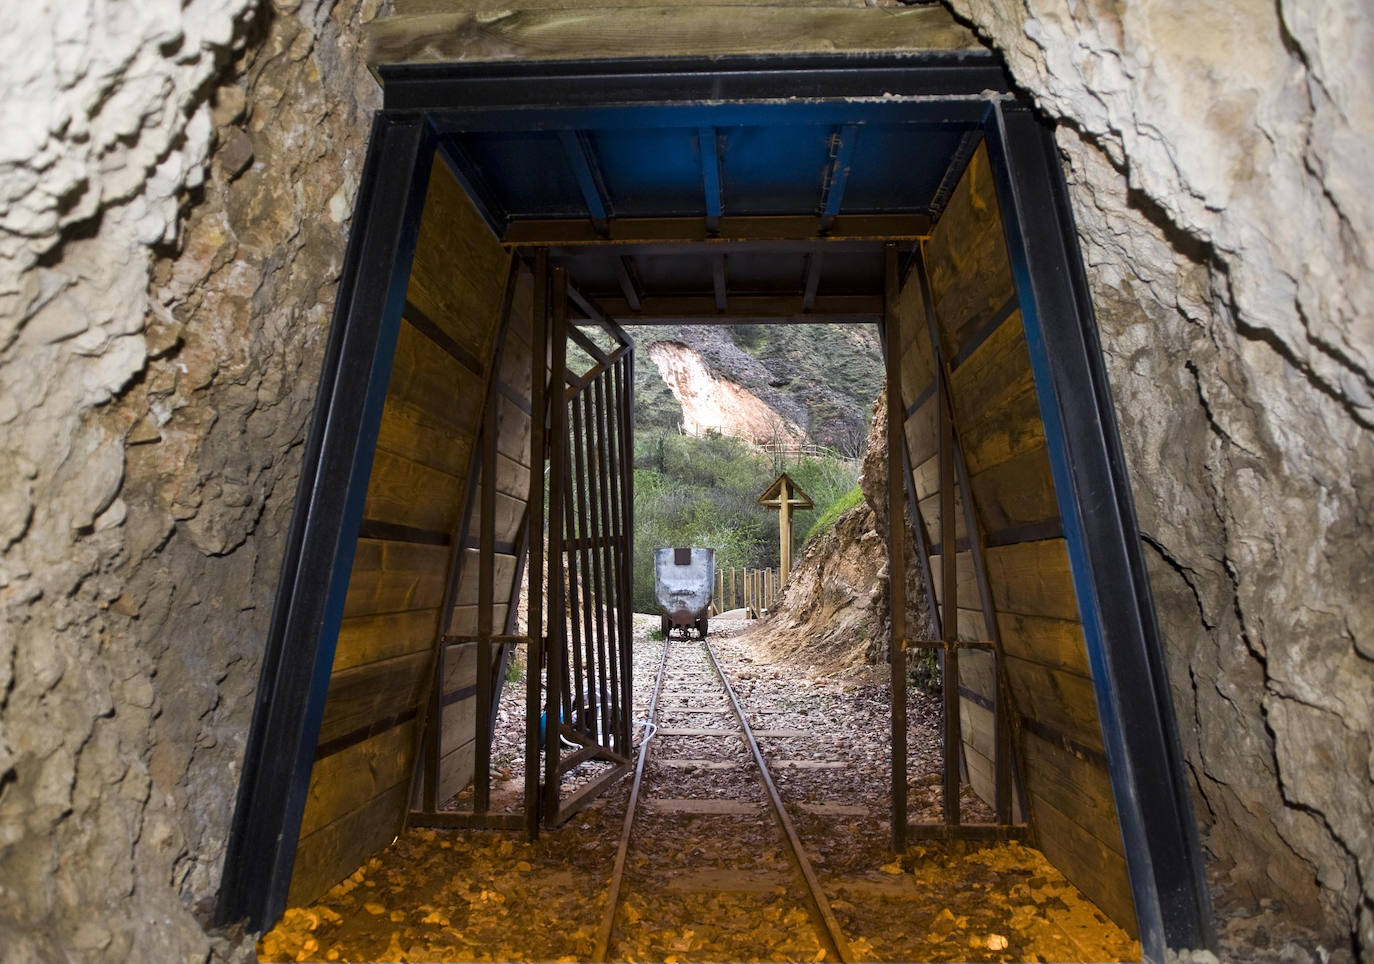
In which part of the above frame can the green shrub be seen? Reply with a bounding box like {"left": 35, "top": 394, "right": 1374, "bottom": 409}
{"left": 629, "top": 432, "right": 863, "bottom": 612}
{"left": 804, "top": 484, "right": 865, "bottom": 546}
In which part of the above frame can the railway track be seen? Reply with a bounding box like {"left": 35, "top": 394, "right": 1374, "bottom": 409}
{"left": 594, "top": 633, "right": 855, "bottom": 963}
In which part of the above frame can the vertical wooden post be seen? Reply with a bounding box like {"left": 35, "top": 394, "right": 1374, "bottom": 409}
{"left": 883, "top": 242, "right": 907, "bottom": 852}
{"left": 938, "top": 359, "right": 961, "bottom": 826}
{"left": 526, "top": 250, "right": 547, "bottom": 838}
{"left": 475, "top": 327, "right": 498, "bottom": 814}
{"left": 778, "top": 476, "right": 792, "bottom": 585}
{"left": 715, "top": 568, "right": 723, "bottom": 615}
{"left": 543, "top": 267, "right": 568, "bottom": 822}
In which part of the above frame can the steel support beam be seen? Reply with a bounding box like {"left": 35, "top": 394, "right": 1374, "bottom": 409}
{"left": 379, "top": 53, "right": 1010, "bottom": 115}
{"left": 503, "top": 214, "right": 929, "bottom": 246}
{"left": 216, "top": 111, "right": 434, "bottom": 931}
{"left": 983, "top": 100, "right": 1215, "bottom": 960}
{"left": 883, "top": 242, "right": 908, "bottom": 853}
{"left": 818, "top": 124, "right": 859, "bottom": 232}
{"left": 698, "top": 126, "right": 723, "bottom": 234}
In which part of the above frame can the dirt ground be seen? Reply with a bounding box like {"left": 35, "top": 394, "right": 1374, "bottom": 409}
{"left": 258, "top": 613, "right": 1140, "bottom": 963}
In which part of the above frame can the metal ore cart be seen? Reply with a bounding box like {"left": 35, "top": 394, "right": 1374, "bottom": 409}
{"left": 653, "top": 547, "right": 715, "bottom": 639}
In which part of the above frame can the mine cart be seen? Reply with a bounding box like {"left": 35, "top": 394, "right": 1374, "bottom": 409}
{"left": 654, "top": 547, "right": 715, "bottom": 639}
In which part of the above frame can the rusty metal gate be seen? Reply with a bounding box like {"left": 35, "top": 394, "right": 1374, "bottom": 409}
{"left": 538, "top": 265, "right": 636, "bottom": 825}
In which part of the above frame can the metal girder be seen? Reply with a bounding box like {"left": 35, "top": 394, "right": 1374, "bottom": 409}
{"left": 378, "top": 52, "right": 1010, "bottom": 114}
{"left": 612, "top": 256, "right": 642, "bottom": 312}
{"left": 698, "top": 126, "right": 723, "bottom": 234}
{"left": 712, "top": 255, "right": 728, "bottom": 312}
{"left": 216, "top": 111, "right": 435, "bottom": 931}
{"left": 587, "top": 293, "right": 881, "bottom": 322}
{"left": 503, "top": 214, "right": 930, "bottom": 246}
{"left": 801, "top": 251, "right": 824, "bottom": 311}
{"left": 559, "top": 129, "right": 612, "bottom": 234}
{"left": 983, "top": 100, "right": 1215, "bottom": 960}
{"left": 818, "top": 124, "right": 859, "bottom": 231}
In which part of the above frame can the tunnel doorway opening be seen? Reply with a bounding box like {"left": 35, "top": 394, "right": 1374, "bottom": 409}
{"left": 219, "top": 54, "right": 1215, "bottom": 962}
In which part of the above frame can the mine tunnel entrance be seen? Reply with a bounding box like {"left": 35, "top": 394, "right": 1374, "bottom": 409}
{"left": 219, "top": 52, "right": 1215, "bottom": 963}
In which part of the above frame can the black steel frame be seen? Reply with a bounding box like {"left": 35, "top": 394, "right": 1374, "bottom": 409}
{"left": 983, "top": 100, "right": 1216, "bottom": 957}
{"left": 541, "top": 273, "right": 637, "bottom": 826}
{"left": 218, "top": 52, "right": 1213, "bottom": 962}
{"left": 216, "top": 111, "right": 435, "bottom": 930}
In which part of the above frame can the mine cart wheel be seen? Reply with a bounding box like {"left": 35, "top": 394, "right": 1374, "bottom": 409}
{"left": 661, "top": 614, "right": 671, "bottom": 637}
{"left": 696, "top": 617, "right": 709, "bottom": 640}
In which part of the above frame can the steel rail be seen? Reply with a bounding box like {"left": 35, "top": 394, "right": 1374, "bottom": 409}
{"left": 702, "top": 638, "right": 856, "bottom": 964}
{"left": 592, "top": 635, "right": 673, "bottom": 963}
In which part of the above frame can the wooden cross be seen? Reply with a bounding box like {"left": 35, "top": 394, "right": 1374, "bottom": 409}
{"left": 757, "top": 472, "right": 813, "bottom": 587}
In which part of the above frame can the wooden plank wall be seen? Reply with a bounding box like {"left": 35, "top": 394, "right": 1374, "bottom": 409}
{"left": 437, "top": 261, "right": 536, "bottom": 803}
{"left": 902, "top": 142, "right": 1138, "bottom": 935}
{"left": 287, "top": 160, "right": 515, "bottom": 907}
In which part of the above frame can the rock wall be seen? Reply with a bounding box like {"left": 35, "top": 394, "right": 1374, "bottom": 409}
{"left": 645, "top": 340, "right": 807, "bottom": 445}
{"left": 1, "top": 0, "right": 1370, "bottom": 959}
{"left": 0, "top": 0, "right": 382, "bottom": 959}
{"left": 762, "top": 389, "right": 936, "bottom": 672}
{"left": 946, "top": 1, "right": 1374, "bottom": 957}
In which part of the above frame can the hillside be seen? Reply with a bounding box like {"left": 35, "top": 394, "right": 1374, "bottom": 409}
{"left": 627, "top": 322, "right": 882, "bottom": 454}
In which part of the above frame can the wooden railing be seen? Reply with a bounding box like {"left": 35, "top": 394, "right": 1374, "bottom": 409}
{"left": 711, "top": 566, "right": 778, "bottom": 619}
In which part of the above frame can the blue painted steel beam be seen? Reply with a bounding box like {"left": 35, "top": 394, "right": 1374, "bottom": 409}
{"left": 559, "top": 129, "right": 611, "bottom": 234}
{"left": 982, "top": 99, "right": 1215, "bottom": 961}
{"left": 426, "top": 101, "right": 982, "bottom": 135}
{"left": 698, "top": 126, "right": 723, "bottom": 234}
{"left": 712, "top": 254, "right": 727, "bottom": 312}
{"left": 613, "top": 257, "right": 642, "bottom": 313}
{"left": 216, "top": 110, "right": 435, "bottom": 931}
{"left": 379, "top": 52, "right": 1011, "bottom": 114}
{"left": 802, "top": 251, "right": 824, "bottom": 311}
{"left": 818, "top": 124, "right": 860, "bottom": 231}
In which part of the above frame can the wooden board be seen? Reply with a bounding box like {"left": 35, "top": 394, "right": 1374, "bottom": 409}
{"left": 315, "top": 651, "right": 430, "bottom": 748}
{"left": 333, "top": 608, "right": 442, "bottom": 674}
{"left": 918, "top": 488, "right": 968, "bottom": 546}
{"left": 996, "top": 611, "right": 1093, "bottom": 677}
{"left": 902, "top": 394, "right": 939, "bottom": 469}
{"left": 343, "top": 539, "right": 450, "bottom": 618}
{"left": 495, "top": 396, "right": 533, "bottom": 472}
{"left": 405, "top": 165, "right": 509, "bottom": 365}
{"left": 362, "top": 449, "right": 465, "bottom": 535}
{"left": 925, "top": 145, "right": 1016, "bottom": 361}
{"left": 949, "top": 312, "right": 1030, "bottom": 423}
{"left": 959, "top": 648, "right": 995, "bottom": 699}
{"left": 1004, "top": 655, "right": 1104, "bottom": 754}
{"left": 368, "top": 6, "right": 982, "bottom": 67}
{"left": 449, "top": 603, "right": 514, "bottom": 637}
{"left": 463, "top": 488, "right": 527, "bottom": 546}
{"left": 910, "top": 452, "right": 940, "bottom": 502}
{"left": 962, "top": 734, "right": 995, "bottom": 808}
{"left": 959, "top": 694, "right": 995, "bottom": 763}
{"left": 299, "top": 720, "right": 416, "bottom": 839}
{"left": 454, "top": 551, "right": 520, "bottom": 607}
{"left": 984, "top": 539, "right": 1081, "bottom": 622}
{"left": 438, "top": 737, "right": 476, "bottom": 804}
{"left": 1027, "top": 791, "right": 1138, "bottom": 938}
{"left": 376, "top": 322, "right": 483, "bottom": 478}
{"left": 441, "top": 690, "right": 478, "bottom": 748}
{"left": 927, "top": 550, "right": 978, "bottom": 613}
{"left": 288, "top": 781, "right": 408, "bottom": 908}
{"left": 950, "top": 365, "right": 1044, "bottom": 478}
{"left": 967, "top": 442, "right": 1059, "bottom": 535}
{"left": 442, "top": 640, "right": 481, "bottom": 694}
{"left": 1022, "top": 732, "right": 1122, "bottom": 854}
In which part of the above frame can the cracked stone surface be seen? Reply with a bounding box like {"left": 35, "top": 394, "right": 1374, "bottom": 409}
{"left": 946, "top": 1, "right": 1373, "bottom": 957}
{"left": 0, "top": 0, "right": 1369, "bottom": 961}
{"left": 1, "top": 0, "right": 382, "bottom": 960}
